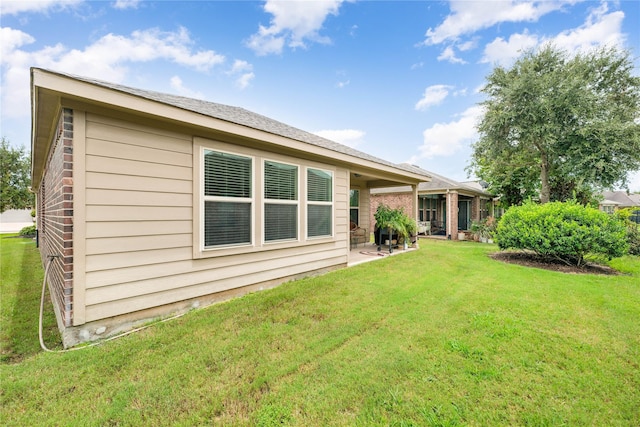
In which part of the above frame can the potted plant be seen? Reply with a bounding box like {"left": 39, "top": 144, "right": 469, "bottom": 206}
{"left": 374, "top": 205, "right": 417, "bottom": 252}
{"left": 397, "top": 211, "right": 417, "bottom": 249}
{"left": 374, "top": 204, "right": 396, "bottom": 252}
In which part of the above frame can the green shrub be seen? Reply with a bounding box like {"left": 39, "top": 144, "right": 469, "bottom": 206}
{"left": 495, "top": 201, "right": 628, "bottom": 266}
{"left": 19, "top": 225, "right": 36, "bottom": 237}
{"left": 616, "top": 208, "right": 640, "bottom": 256}
{"left": 627, "top": 225, "right": 640, "bottom": 256}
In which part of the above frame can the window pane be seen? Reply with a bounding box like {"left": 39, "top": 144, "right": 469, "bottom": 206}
{"left": 308, "top": 205, "right": 332, "bottom": 237}
{"left": 307, "top": 169, "right": 332, "bottom": 202}
{"left": 204, "top": 150, "right": 251, "bottom": 198}
{"left": 265, "top": 161, "right": 297, "bottom": 200}
{"left": 204, "top": 201, "right": 251, "bottom": 247}
{"left": 350, "top": 208, "right": 359, "bottom": 225}
{"left": 349, "top": 189, "right": 359, "bottom": 207}
{"left": 265, "top": 204, "right": 297, "bottom": 241}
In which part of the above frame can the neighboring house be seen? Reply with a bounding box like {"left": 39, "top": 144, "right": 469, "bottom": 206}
{"left": 31, "top": 68, "right": 430, "bottom": 347}
{"left": 599, "top": 190, "right": 640, "bottom": 223}
{"left": 599, "top": 191, "right": 640, "bottom": 211}
{"left": 371, "top": 167, "right": 495, "bottom": 240}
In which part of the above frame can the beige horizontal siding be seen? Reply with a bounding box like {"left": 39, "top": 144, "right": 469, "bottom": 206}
{"left": 86, "top": 247, "right": 193, "bottom": 272}
{"left": 85, "top": 241, "right": 344, "bottom": 287}
{"left": 86, "top": 234, "right": 192, "bottom": 255}
{"left": 80, "top": 114, "right": 350, "bottom": 324}
{"left": 85, "top": 156, "right": 191, "bottom": 180}
{"left": 86, "top": 246, "right": 345, "bottom": 304}
{"left": 86, "top": 221, "right": 192, "bottom": 239}
{"left": 86, "top": 205, "right": 192, "bottom": 222}
{"left": 86, "top": 172, "right": 191, "bottom": 194}
{"left": 86, "top": 189, "right": 192, "bottom": 207}
{"left": 84, "top": 255, "right": 346, "bottom": 322}
{"left": 86, "top": 114, "right": 191, "bottom": 153}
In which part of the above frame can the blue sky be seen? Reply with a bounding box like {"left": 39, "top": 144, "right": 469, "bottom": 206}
{"left": 2, "top": 0, "right": 639, "bottom": 190}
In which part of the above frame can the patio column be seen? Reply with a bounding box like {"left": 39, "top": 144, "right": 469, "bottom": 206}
{"left": 472, "top": 196, "right": 481, "bottom": 223}
{"left": 446, "top": 190, "right": 459, "bottom": 240}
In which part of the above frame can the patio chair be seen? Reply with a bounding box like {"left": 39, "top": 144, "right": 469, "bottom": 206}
{"left": 350, "top": 221, "right": 368, "bottom": 249}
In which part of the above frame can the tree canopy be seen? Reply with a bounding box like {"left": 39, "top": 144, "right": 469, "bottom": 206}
{"left": 1, "top": 138, "right": 33, "bottom": 212}
{"left": 468, "top": 45, "right": 640, "bottom": 205}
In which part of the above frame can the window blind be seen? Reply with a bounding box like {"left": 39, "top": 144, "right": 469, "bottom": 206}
{"left": 204, "top": 150, "right": 251, "bottom": 198}
{"left": 307, "top": 204, "right": 332, "bottom": 237}
{"left": 264, "top": 161, "right": 297, "bottom": 200}
{"left": 307, "top": 168, "right": 332, "bottom": 202}
{"left": 265, "top": 204, "right": 297, "bottom": 241}
{"left": 204, "top": 201, "right": 251, "bottom": 247}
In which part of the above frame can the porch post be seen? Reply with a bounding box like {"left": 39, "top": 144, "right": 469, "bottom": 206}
{"left": 472, "top": 196, "right": 481, "bottom": 223}
{"left": 412, "top": 184, "right": 418, "bottom": 248}
{"left": 446, "top": 190, "right": 459, "bottom": 240}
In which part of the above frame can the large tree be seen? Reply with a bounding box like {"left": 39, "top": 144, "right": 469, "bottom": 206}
{"left": 468, "top": 45, "right": 640, "bottom": 205}
{"left": 0, "top": 138, "right": 33, "bottom": 212}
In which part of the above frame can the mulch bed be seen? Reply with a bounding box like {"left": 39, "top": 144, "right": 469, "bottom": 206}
{"left": 490, "top": 251, "right": 620, "bottom": 275}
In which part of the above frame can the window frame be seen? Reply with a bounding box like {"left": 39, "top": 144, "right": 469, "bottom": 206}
{"left": 201, "top": 147, "right": 255, "bottom": 251}
{"left": 262, "top": 159, "right": 300, "bottom": 244}
{"left": 193, "top": 138, "right": 338, "bottom": 259}
{"left": 306, "top": 167, "right": 334, "bottom": 239}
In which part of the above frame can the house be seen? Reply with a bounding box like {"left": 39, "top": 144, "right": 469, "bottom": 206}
{"left": 599, "top": 190, "right": 640, "bottom": 223}
{"left": 31, "top": 68, "right": 430, "bottom": 347}
{"left": 371, "top": 167, "right": 495, "bottom": 240}
{"left": 599, "top": 190, "right": 640, "bottom": 212}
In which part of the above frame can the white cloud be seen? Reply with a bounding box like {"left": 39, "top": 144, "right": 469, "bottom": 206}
{"left": 0, "top": 26, "right": 225, "bottom": 119}
{"left": 170, "top": 75, "right": 204, "bottom": 99}
{"left": 424, "top": 0, "right": 574, "bottom": 45}
{"left": 246, "top": 0, "right": 346, "bottom": 55}
{"left": 416, "top": 105, "right": 484, "bottom": 159}
{"left": 552, "top": 2, "right": 625, "bottom": 52}
{"left": 481, "top": 31, "right": 540, "bottom": 66}
{"left": 628, "top": 171, "right": 640, "bottom": 193}
{"left": 228, "top": 60, "right": 255, "bottom": 89}
{"left": 113, "top": 0, "right": 142, "bottom": 10}
{"left": 314, "top": 129, "right": 365, "bottom": 148}
{"left": 437, "top": 45, "right": 466, "bottom": 64}
{"left": 236, "top": 72, "right": 255, "bottom": 90}
{"left": 480, "top": 3, "right": 625, "bottom": 66}
{"left": 336, "top": 79, "right": 350, "bottom": 88}
{"left": 0, "top": 0, "right": 82, "bottom": 16}
{"left": 415, "top": 85, "right": 453, "bottom": 111}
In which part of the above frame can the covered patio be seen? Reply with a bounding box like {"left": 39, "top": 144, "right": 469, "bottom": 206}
{"left": 347, "top": 240, "right": 417, "bottom": 267}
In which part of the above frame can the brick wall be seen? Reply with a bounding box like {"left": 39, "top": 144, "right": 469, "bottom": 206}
{"left": 38, "top": 108, "right": 74, "bottom": 327}
{"left": 370, "top": 192, "right": 413, "bottom": 230}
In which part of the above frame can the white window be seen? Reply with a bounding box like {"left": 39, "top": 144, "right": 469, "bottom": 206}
{"left": 203, "top": 149, "right": 253, "bottom": 248}
{"left": 264, "top": 160, "right": 298, "bottom": 242}
{"left": 307, "top": 168, "right": 333, "bottom": 238}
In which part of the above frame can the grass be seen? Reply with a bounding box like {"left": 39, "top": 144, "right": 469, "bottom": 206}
{"left": 1, "top": 234, "right": 639, "bottom": 426}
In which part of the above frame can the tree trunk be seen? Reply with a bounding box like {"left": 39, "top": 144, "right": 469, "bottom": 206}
{"left": 540, "top": 151, "right": 550, "bottom": 204}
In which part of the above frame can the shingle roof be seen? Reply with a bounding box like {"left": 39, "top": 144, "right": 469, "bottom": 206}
{"left": 602, "top": 191, "right": 640, "bottom": 208}
{"left": 372, "top": 164, "right": 491, "bottom": 196}
{"left": 41, "top": 69, "right": 429, "bottom": 179}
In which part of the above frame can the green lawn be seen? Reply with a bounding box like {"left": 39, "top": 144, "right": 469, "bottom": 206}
{"left": 1, "top": 235, "right": 639, "bottom": 426}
